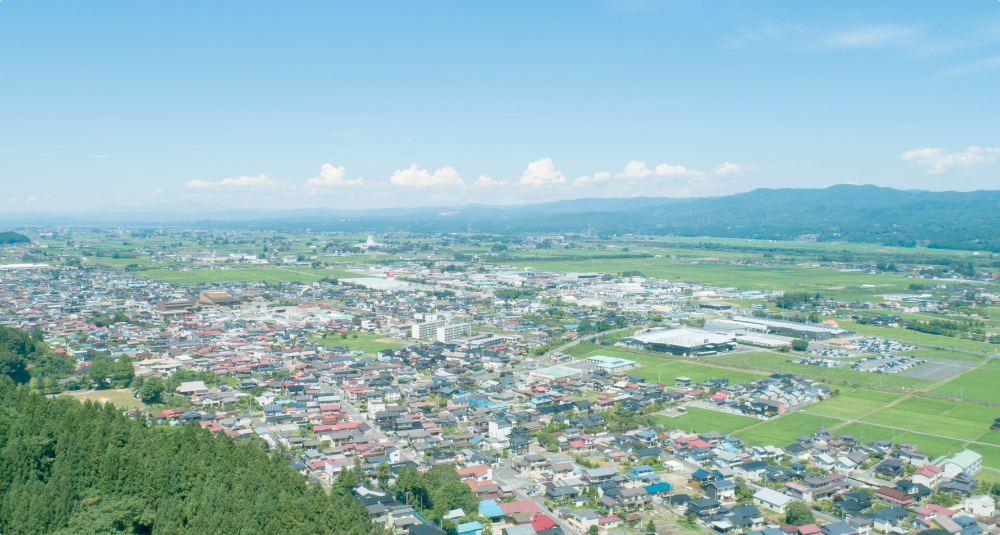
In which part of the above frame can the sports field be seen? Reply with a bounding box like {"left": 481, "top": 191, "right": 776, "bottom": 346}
{"left": 860, "top": 396, "right": 997, "bottom": 441}
{"left": 734, "top": 413, "right": 842, "bottom": 447}
{"left": 316, "top": 332, "right": 405, "bottom": 354}
{"left": 655, "top": 407, "right": 759, "bottom": 435}
{"left": 807, "top": 389, "right": 902, "bottom": 419}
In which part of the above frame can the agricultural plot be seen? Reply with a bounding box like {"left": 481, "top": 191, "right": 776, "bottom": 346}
{"left": 633, "top": 361, "right": 759, "bottom": 386}
{"left": 860, "top": 396, "right": 996, "bottom": 441}
{"left": 655, "top": 407, "right": 759, "bottom": 435}
{"left": 969, "top": 445, "right": 1000, "bottom": 472}
{"left": 931, "top": 361, "right": 1000, "bottom": 403}
{"left": 807, "top": 389, "right": 902, "bottom": 419}
{"left": 734, "top": 413, "right": 842, "bottom": 447}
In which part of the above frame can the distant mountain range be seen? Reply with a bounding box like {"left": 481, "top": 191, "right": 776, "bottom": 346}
{"left": 4, "top": 185, "right": 1000, "bottom": 251}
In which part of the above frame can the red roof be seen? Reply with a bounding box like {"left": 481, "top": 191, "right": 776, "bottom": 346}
{"left": 525, "top": 515, "right": 557, "bottom": 531}
{"left": 500, "top": 500, "right": 541, "bottom": 516}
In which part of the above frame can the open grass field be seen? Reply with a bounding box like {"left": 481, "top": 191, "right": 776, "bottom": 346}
{"left": 139, "top": 266, "right": 370, "bottom": 284}
{"left": 860, "top": 396, "right": 997, "bottom": 440}
{"left": 734, "top": 413, "right": 842, "bottom": 446}
{"left": 931, "top": 359, "right": 1000, "bottom": 403}
{"left": 59, "top": 388, "right": 142, "bottom": 409}
{"left": 316, "top": 332, "right": 404, "bottom": 354}
{"left": 807, "top": 389, "right": 903, "bottom": 419}
{"left": 656, "top": 407, "right": 759, "bottom": 435}
{"left": 633, "top": 360, "right": 760, "bottom": 386}
{"left": 710, "top": 351, "right": 933, "bottom": 389}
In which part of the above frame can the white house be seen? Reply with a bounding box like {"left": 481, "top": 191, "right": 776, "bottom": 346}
{"left": 753, "top": 488, "right": 793, "bottom": 514}
{"left": 964, "top": 495, "right": 996, "bottom": 517}
{"left": 488, "top": 419, "right": 512, "bottom": 440}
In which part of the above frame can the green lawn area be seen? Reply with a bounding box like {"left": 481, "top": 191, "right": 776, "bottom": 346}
{"left": 139, "top": 266, "right": 371, "bottom": 284}
{"left": 60, "top": 388, "right": 143, "bottom": 409}
{"left": 826, "top": 422, "right": 968, "bottom": 460}
{"left": 807, "top": 389, "right": 903, "bottom": 419}
{"left": 633, "top": 360, "right": 760, "bottom": 386}
{"left": 655, "top": 407, "right": 759, "bottom": 435}
{"left": 734, "top": 413, "right": 842, "bottom": 447}
{"left": 710, "top": 351, "right": 933, "bottom": 389}
{"left": 860, "top": 396, "right": 996, "bottom": 440}
{"left": 931, "top": 360, "right": 1000, "bottom": 403}
{"left": 316, "top": 332, "right": 404, "bottom": 354}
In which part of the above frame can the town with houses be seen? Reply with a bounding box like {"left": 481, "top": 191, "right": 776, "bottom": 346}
{"left": 3, "top": 236, "right": 1000, "bottom": 535}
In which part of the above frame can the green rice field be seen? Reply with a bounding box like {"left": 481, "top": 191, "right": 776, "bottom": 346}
{"left": 860, "top": 396, "right": 997, "bottom": 441}
{"left": 931, "top": 359, "right": 1000, "bottom": 403}
{"left": 807, "top": 389, "right": 903, "bottom": 419}
{"left": 655, "top": 407, "right": 760, "bottom": 435}
{"left": 734, "top": 413, "right": 842, "bottom": 447}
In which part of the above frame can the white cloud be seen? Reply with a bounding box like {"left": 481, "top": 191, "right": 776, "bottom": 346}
{"left": 655, "top": 163, "right": 703, "bottom": 177}
{"left": 185, "top": 174, "right": 285, "bottom": 189}
{"left": 899, "top": 146, "right": 1000, "bottom": 174}
{"left": 389, "top": 164, "right": 464, "bottom": 187}
{"left": 304, "top": 164, "right": 365, "bottom": 194}
{"left": 474, "top": 175, "right": 509, "bottom": 187}
{"left": 519, "top": 158, "right": 566, "bottom": 186}
{"left": 573, "top": 171, "right": 611, "bottom": 186}
{"left": 711, "top": 163, "right": 745, "bottom": 176}
{"left": 825, "top": 24, "right": 923, "bottom": 48}
{"left": 615, "top": 160, "right": 654, "bottom": 179}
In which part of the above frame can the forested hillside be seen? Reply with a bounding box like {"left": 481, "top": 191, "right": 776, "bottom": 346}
{"left": 0, "top": 326, "right": 75, "bottom": 384}
{"left": 170, "top": 185, "right": 1000, "bottom": 251}
{"left": 0, "top": 378, "right": 379, "bottom": 535}
{"left": 0, "top": 231, "right": 30, "bottom": 244}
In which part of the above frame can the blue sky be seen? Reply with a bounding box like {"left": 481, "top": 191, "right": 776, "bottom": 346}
{"left": 1, "top": 1, "right": 999, "bottom": 210}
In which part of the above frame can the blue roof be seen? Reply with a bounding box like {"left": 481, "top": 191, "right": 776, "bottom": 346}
{"left": 457, "top": 521, "right": 484, "bottom": 533}
{"left": 644, "top": 483, "right": 672, "bottom": 493}
{"left": 478, "top": 500, "right": 504, "bottom": 518}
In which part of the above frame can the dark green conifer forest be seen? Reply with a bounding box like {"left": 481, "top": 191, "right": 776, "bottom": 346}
{"left": 0, "top": 378, "right": 379, "bottom": 535}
